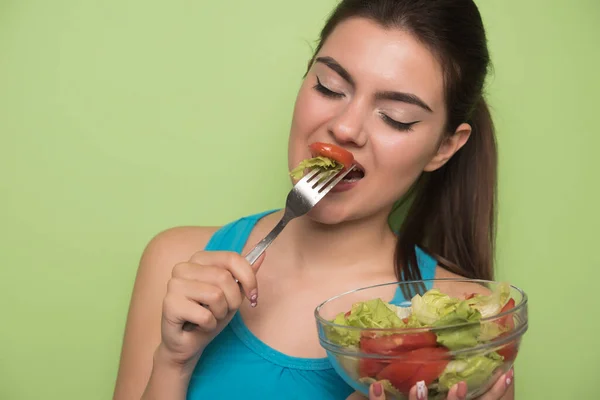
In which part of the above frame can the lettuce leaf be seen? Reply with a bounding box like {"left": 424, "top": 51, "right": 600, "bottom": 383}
{"left": 325, "top": 298, "right": 405, "bottom": 347}
{"left": 410, "top": 289, "right": 462, "bottom": 325}
{"left": 438, "top": 353, "right": 504, "bottom": 391}
{"left": 433, "top": 301, "right": 481, "bottom": 327}
{"left": 289, "top": 156, "right": 342, "bottom": 180}
{"left": 402, "top": 313, "right": 427, "bottom": 328}
{"left": 435, "top": 323, "right": 481, "bottom": 350}
{"left": 466, "top": 282, "right": 511, "bottom": 318}
{"left": 386, "top": 302, "right": 412, "bottom": 320}
{"left": 347, "top": 298, "right": 406, "bottom": 330}
{"left": 478, "top": 320, "right": 508, "bottom": 342}
{"left": 432, "top": 302, "right": 482, "bottom": 350}
{"left": 385, "top": 302, "right": 424, "bottom": 328}
{"left": 325, "top": 312, "right": 362, "bottom": 348}
{"left": 410, "top": 284, "right": 512, "bottom": 349}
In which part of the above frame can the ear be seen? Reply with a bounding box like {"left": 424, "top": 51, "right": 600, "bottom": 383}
{"left": 423, "top": 123, "right": 472, "bottom": 172}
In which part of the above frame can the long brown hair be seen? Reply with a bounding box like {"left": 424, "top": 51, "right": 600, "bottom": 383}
{"left": 307, "top": 0, "right": 497, "bottom": 297}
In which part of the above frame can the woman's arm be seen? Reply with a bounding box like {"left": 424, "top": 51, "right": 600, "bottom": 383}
{"left": 113, "top": 226, "right": 218, "bottom": 400}
{"left": 140, "top": 344, "right": 196, "bottom": 400}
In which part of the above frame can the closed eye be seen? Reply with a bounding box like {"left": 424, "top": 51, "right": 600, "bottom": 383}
{"left": 313, "top": 77, "right": 345, "bottom": 99}
{"left": 379, "top": 113, "right": 419, "bottom": 132}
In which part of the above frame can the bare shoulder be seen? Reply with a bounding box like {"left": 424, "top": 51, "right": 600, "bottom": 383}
{"left": 140, "top": 225, "right": 220, "bottom": 270}
{"left": 113, "top": 225, "right": 220, "bottom": 400}
{"left": 433, "top": 266, "right": 493, "bottom": 297}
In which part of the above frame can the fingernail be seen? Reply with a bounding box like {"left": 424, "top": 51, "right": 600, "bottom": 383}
{"left": 416, "top": 380, "right": 427, "bottom": 399}
{"left": 249, "top": 289, "right": 258, "bottom": 302}
{"left": 416, "top": 380, "right": 427, "bottom": 400}
{"left": 505, "top": 368, "right": 514, "bottom": 387}
{"left": 373, "top": 382, "right": 383, "bottom": 397}
{"left": 456, "top": 381, "right": 468, "bottom": 399}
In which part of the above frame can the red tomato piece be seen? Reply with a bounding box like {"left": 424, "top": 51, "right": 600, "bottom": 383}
{"left": 360, "top": 332, "right": 438, "bottom": 355}
{"left": 497, "top": 342, "right": 518, "bottom": 362}
{"left": 358, "top": 358, "right": 389, "bottom": 378}
{"left": 376, "top": 359, "right": 421, "bottom": 393}
{"left": 496, "top": 333, "right": 519, "bottom": 362}
{"left": 497, "top": 298, "right": 516, "bottom": 329}
{"left": 376, "top": 347, "right": 450, "bottom": 394}
{"left": 308, "top": 142, "right": 354, "bottom": 169}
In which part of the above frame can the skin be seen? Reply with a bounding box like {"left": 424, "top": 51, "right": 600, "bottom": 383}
{"left": 113, "top": 17, "right": 513, "bottom": 400}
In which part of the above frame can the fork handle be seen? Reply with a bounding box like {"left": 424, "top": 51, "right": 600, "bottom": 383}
{"left": 181, "top": 212, "right": 293, "bottom": 332}
{"left": 244, "top": 212, "right": 292, "bottom": 265}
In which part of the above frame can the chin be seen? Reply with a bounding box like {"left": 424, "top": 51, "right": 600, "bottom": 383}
{"left": 304, "top": 193, "right": 395, "bottom": 227}
{"left": 304, "top": 200, "right": 358, "bottom": 225}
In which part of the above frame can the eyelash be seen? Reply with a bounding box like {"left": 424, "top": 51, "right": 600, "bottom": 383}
{"left": 379, "top": 113, "right": 419, "bottom": 132}
{"left": 313, "top": 77, "right": 419, "bottom": 132}
{"left": 313, "top": 77, "right": 345, "bottom": 99}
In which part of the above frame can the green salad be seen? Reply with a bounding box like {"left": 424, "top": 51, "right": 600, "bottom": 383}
{"left": 289, "top": 156, "right": 342, "bottom": 181}
{"left": 325, "top": 283, "right": 518, "bottom": 396}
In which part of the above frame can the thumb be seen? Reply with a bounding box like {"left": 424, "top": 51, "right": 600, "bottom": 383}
{"left": 369, "top": 382, "right": 386, "bottom": 400}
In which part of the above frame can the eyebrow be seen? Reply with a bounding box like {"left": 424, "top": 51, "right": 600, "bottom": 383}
{"left": 314, "top": 56, "right": 433, "bottom": 113}
{"left": 315, "top": 56, "right": 355, "bottom": 86}
{"left": 375, "top": 91, "right": 433, "bottom": 112}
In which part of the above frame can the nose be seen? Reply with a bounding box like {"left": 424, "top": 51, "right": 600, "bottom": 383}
{"left": 327, "top": 101, "right": 368, "bottom": 147}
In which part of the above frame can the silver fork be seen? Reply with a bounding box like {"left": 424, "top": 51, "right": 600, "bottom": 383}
{"left": 244, "top": 164, "right": 355, "bottom": 265}
{"left": 182, "top": 165, "right": 355, "bottom": 331}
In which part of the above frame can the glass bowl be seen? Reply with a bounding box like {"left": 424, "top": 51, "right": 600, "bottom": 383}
{"left": 314, "top": 279, "right": 528, "bottom": 399}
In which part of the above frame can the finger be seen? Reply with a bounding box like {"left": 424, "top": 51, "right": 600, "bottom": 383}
{"left": 168, "top": 278, "right": 229, "bottom": 319}
{"left": 163, "top": 292, "right": 218, "bottom": 332}
{"left": 172, "top": 262, "right": 244, "bottom": 310}
{"left": 369, "top": 381, "right": 385, "bottom": 400}
{"left": 477, "top": 368, "right": 513, "bottom": 400}
{"left": 446, "top": 381, "right": 467, "bottom": 400}
{"left": 188, "top": 251, "right": 260, "bottom": 300}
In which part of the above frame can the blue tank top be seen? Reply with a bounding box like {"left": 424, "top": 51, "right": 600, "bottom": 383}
{"left": 186, "top": 210, "right": 437, "bottom": 400}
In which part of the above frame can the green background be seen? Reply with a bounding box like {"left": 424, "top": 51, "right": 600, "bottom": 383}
{"left": 1, "top": 0, "right": 597, "bottom": 398}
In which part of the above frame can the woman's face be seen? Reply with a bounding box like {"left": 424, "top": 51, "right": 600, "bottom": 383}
{"left": 288, "top": 17, "right": 470, "bottom": 224}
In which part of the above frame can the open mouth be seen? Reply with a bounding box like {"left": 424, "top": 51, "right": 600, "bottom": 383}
{"left": 342, "top": 164, "right": 365, "bottom": 182}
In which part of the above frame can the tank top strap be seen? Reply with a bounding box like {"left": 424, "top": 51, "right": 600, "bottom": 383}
{"left": 204, "top": 209, "right": 279, "bottom": 253}
{"left": 415, "top": 246, "right": 437, "bottom": 281}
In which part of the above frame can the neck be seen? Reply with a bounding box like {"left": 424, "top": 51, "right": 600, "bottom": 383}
{"left": 281, "top": 209, "right": 398, "bottom": 274}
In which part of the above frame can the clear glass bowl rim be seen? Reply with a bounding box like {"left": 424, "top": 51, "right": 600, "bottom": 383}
{"left": 314, "top": 278, "right": 528, "bottom": 334}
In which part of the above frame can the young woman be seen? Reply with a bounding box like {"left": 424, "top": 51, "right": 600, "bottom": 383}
{"left": 113, "top": 0, "right": 514, "bottom": 399}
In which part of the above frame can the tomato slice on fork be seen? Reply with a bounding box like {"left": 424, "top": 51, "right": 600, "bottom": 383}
{"left": 309, "top": 142, "right": 354, "bottom": 170}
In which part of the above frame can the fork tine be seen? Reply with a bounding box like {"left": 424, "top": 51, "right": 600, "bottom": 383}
{"left": 298, "top": 168, "right": 322, "bottom": 184}
{"left": 309, "top": 169, "right": 336, "bottom": 189}
{"left": 314, "top": 165, "right": 356, "bottom": 193}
